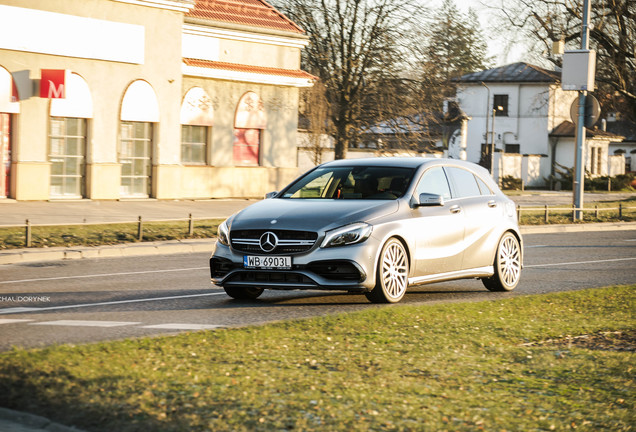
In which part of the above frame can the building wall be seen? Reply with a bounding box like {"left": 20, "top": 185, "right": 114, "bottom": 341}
{"left": 457, "top": 82, "right": 578, "bottom": 186}
{"left": 0, "top": 0, "right": 308, "bottom": 200}
{"left": 1, "top": 0, "right": 184, "bottom": 200}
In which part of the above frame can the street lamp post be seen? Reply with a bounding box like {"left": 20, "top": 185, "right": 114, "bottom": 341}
{"left": 491, "top": 105, "right": 503, "bottom": 181}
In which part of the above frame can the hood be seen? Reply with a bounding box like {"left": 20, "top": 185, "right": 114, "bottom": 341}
{"left": 229, "top": 199, "right": 399, "bottom": 232}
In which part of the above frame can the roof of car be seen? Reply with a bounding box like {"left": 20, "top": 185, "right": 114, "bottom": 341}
{"left": 321, "top": 157, "right": 479, "bottom": 169}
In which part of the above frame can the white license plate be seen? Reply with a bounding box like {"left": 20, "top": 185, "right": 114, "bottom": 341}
{"left": 244, "top": 255, "right": 292, "bottom": 269}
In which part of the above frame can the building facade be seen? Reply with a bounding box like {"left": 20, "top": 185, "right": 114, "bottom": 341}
{"left": 455, "top": 62, "right": 624, "bottom": 187}
{"left": 0, "top": 0, "right": 313, "bottom": 200}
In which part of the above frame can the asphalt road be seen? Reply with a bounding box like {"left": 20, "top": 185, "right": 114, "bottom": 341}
{"left": 0, "top": 230, "right": 634, "bottom": 351}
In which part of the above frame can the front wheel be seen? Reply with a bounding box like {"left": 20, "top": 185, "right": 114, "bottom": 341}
{"left": 224, "top": 286, "right": 264, "bottom": 300}
{"left": 482, "top": 232, "right": 521, "bottom": 292}
{"left": 366, "top": 238, "right": 409, "bottom": 303}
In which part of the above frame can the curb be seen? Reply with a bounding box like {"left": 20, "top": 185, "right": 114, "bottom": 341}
{"left": 1, "top": 222, "right": 635, "bottom": 266}
{"left": 0, "top": 407, "right": 86, "bottom": 432}
{"left": 0, "top": 238, "right": 216, "bottom": 265}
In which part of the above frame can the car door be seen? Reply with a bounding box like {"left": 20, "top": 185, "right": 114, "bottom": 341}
{"left": 445, "top": 166, "right": 502, "bottom": 270}
{"left": 408, "top": 166, "right": 466, "bottom": 276}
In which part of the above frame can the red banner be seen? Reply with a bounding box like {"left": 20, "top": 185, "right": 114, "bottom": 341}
{"left": 40, "top": 69, "right": 65, "bottom": 99}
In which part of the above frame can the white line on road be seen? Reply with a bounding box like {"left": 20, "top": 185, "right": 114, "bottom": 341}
{"left": 0, "top": 318, "right": 34, "bottom": 324}
{"left": 0, "top": 267, "right": 209, "bottom": 285}
{"left": 30, "top": 320, "right": 141, "bottom": 327}
{"left": 525, "top": 257, "right": 636, "bottom": 268}
{"left": 0, "top": 292, "right": 227, "bottom": 315}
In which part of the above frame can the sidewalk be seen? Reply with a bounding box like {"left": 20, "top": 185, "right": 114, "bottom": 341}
{"left": 1, "top": 192, "right": 634, "bottom": 225}
{"left": 0, "top": 198, "right": 255, "bottom": 225}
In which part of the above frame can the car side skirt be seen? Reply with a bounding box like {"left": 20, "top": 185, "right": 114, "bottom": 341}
{"left": 408, "top": 266, "right": 494, "bottom": 286}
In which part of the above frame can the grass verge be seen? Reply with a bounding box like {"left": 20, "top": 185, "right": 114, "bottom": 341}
{"left": 0, "top": 219, "right": 223, "bottom": 250}
{"left": 0, "top": 285, "right": 634, "bottom": 431}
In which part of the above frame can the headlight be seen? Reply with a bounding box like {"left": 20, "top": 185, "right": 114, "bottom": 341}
{"left": 217, "top": 220, "right": 230, "bottom": 246}
{"left": 321, "top": 223, "right": 373, "bottom": 248}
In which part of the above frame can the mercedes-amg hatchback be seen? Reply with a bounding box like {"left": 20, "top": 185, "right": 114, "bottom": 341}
{"left": 210, "top": 157, "right": 522, "bottom": 303}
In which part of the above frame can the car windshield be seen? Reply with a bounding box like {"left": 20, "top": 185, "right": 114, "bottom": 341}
{"left": 280, "top": 166, "right": 415, "bottom": 200}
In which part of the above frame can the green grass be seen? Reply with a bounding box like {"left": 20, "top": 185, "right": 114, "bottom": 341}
{"left": 0, "top": 286, "right": 633, "bottom": 431}
{"left": 0, "top": 219, "right": 223, "bottom": 250}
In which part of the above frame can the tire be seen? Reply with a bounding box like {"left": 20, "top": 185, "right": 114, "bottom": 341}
{"left": 366, "top": 238, "right": 409, "bottom": 303}
{"left": 482, "top": 232, "right": 521, "bottom": 292}
{"left": 224, "top": 286, "right": 264, "bottom": 300}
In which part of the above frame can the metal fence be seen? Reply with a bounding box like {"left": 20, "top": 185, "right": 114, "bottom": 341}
{"left": 516, "top": 204, "right": 635, "bottom": 224}
{"left": 0, "top": 214, "right": 213, "bottom": 247}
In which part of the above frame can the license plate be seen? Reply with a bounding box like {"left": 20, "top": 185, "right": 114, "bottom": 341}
{"left": 244, "top": 255, "right": 292, "bottom": 269}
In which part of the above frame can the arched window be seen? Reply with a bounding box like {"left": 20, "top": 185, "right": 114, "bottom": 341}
{"left": 181, "top": 87, "right": 213, "bottom": 165}
{"left": 233, "top": 91, "right": 266, "bottom": 166}
{"left": 0, "top": 66, "right": 18, "bottom": 198}
{"left": 49, "top": 72, "right": 92, "bottom": 198}
{"left": 119, "top": 80, "right": 159, "bottom": 197}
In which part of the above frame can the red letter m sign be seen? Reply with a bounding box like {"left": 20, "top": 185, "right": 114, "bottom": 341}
{"left": 40, "top": 70, "right": 66, "bottom": 99}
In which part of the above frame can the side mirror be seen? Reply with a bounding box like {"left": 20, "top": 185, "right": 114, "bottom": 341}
{"left": 415, "top": 193, "right": 444, "bottom": 207}
{"left": 265, "top": 191, "right": 279, "bottom": 199}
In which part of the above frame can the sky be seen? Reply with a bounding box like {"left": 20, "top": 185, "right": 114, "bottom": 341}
{"left": 437, "top": 0, "right": 531, "bottom": 67}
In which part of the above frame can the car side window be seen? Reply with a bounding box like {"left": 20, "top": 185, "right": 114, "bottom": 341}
{"left": 415, "top": 167, "right": 451, "bottom": 200}
{"left": 475, "top": 175, "right": 493, "bottom": 196}
{"left": 447, "top": 167, "right": 482, "bottom": 198}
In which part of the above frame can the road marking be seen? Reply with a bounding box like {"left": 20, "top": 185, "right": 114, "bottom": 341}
{"left": 0, "top": 292, "right": 227, "bottom": 315}
{"left": 0, "top": 266, "right": 209, "bottom": 285}
{"left": 525, "top": 257, "right": 636, "bottom": 268}
{"left": 0, "top": 307, "right": 41, "bottom": 314}
{"left": 30, "top": 320, "right": 140, "bottom": 327}
{"left": 0, "top": 319, "right": 34, "bottom": 324}
{"left": 141, "top": 323, "right": 224, "bottom": 330}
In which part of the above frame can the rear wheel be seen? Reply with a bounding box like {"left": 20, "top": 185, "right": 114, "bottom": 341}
{"left": 366, "top": 238, "right": 409, "bottom": 303}
{"left": 224, "top": 286, "right": 264, "bottom": 300}
{"left": 482, "top": 232, "right": 521, "bottom": 292}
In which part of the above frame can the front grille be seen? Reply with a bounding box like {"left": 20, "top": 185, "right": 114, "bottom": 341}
{"left": 230, "top": 229, "right": 318, "bottom": 254}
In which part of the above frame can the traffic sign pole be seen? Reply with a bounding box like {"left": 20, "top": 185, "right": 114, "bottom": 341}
{"left": 573, "top": 0, "right": 591, "bottom": 221}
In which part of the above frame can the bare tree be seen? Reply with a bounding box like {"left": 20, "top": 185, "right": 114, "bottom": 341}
{"left": 299, "top": 81, "right": 330, "bottom": 165}
{"left": 275, "top": 0, "right": 426, "bottom": 159}
{"left": 491, "top": 0, "right": 636, "bottom": 120}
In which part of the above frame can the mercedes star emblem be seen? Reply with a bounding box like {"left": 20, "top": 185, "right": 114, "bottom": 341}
{"left": 259, "top": 231, "right": 278, "bottom": 252}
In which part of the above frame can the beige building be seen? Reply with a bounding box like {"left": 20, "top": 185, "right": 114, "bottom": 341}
{"left": 0, "top": 0, "right": 313, "bottom": 201}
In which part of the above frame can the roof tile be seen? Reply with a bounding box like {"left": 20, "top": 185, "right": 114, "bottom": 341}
{"left": 187, "top": 0, "right": 304, "bottom": 34}
{"left": 456, "top": 62, "right": 560, "bottom": 83}
{"left": 183, "top": 58, "right": 317, "bottom": 80}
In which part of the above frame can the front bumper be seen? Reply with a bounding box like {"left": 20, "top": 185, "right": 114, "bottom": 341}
{"left": 210, "top": 240, "right": 379, "bottom": 292}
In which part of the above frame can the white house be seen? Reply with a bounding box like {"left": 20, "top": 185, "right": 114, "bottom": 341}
{"left": 455, "top": 62, "right": 624, "bottom": 187}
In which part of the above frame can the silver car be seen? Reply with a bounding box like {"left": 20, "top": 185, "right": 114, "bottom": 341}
{"left": 210, "top": 157, "right": 522, "bottom": 303}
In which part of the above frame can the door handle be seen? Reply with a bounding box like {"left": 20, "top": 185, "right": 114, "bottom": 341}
{"left": 449, "top": 205, "right": 461, "bottom": 214}
{"left": 488, "top": 200, "right": 497, "bottom": 208}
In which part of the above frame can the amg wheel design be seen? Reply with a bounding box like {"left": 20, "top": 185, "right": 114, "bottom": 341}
{"left": 366, "top": 238, "right": 409, "bottom": 303}
{"left": 483, "top": 232, "right": 521, "bottom": 292}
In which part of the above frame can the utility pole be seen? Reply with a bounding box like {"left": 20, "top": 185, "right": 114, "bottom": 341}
{"left": 573, "top": 0, "right": 591, "bottom": 220}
